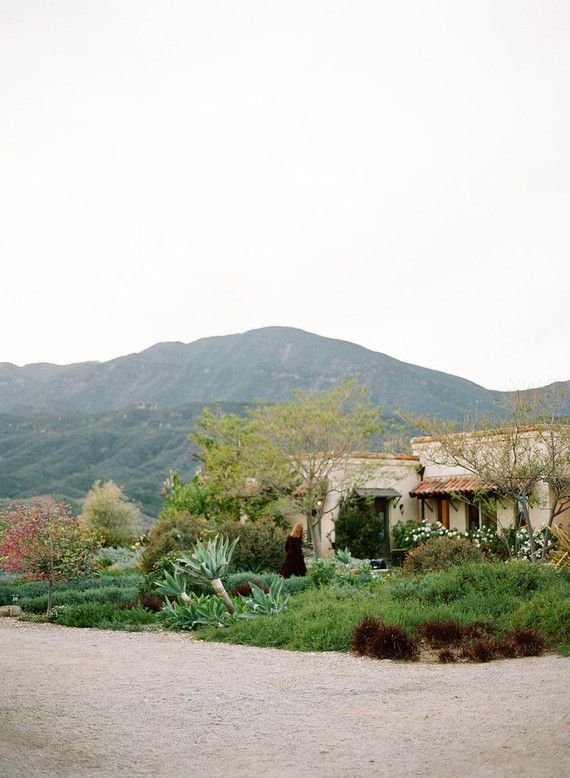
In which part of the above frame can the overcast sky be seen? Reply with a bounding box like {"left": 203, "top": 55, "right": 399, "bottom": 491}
{"left": 1, "top": 1, "right": 568, "bottom": 390}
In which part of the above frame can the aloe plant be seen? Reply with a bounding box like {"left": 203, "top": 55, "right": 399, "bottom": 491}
{"left": 162, "top": 593, "right": 229, "bottom": 630}
{"left": 175, "top": 534, "right": 238, "bottom": 614}
{"left": 238, "top": 577, "right": 289, "bottom": 618}
{"left": 154, "top": 569, "right": 192, "bottom": 603}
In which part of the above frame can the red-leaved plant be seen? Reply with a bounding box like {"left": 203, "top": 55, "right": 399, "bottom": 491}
{"left": 0, "top": 498, "right": 100, "bottom": 614}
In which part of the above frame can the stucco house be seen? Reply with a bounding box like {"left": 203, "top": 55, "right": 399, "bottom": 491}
{"left": 315, "top": 429, "right": 570, "bottom": 558}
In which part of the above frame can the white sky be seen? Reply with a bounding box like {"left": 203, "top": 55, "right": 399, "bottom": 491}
{"left": 0, "top": 1, "right": 568, "bottom": 390}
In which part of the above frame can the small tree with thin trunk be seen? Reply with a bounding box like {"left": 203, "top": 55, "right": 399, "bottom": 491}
{"left": 0, "top": 498, "right": 100, "bottom": 613}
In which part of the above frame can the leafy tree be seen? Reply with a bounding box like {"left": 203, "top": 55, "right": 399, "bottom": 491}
{"left": 193, "top": 380, "right": 382, "bottom": 558}
{"left": 0, "top": 498, "right": 100, "bottom": 613}
{"left": 192, "top": 410, "right": 291, "bottom": 521}
{"left": 80, "top": 480, "right": 140, "bottom": 547}
{"left": 160, "top": 471, "right": 210, "bottom": 519}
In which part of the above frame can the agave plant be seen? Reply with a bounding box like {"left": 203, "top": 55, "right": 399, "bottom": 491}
{"left": 162, "top": 594, "right": 230, "bottom": 630}
{"left": 175, "top": 534, "right": 239, "bottom": 613}
{"left": 154, "top": 569, "right": 192, "bottom": 603}
{"left": 238, "top": 577, "right": 289, "bottom": 618}
{"left": 335, "top": 547, "right": 352, "bottom": 566}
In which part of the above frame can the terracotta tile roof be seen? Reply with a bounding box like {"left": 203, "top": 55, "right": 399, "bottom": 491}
{"left": 410, "top": 475, "right": 492, "bottom": 497}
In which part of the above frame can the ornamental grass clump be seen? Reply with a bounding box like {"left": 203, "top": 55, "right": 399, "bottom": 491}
{"left": 465, "top": 638, "right": 498, "bottom": 663}
{"left": 352, "top": 617, "right": 418, "bottom": 661}
{"left": 367, "top": 624, "right": 419, "bottom": 661}
{"left": 437, "top": 648, "right": 456, "bottom": 663}
{"left": 351, "top": 616, "right": 382, "bottom": 655}
{"left": 508, "top": 627, "right": 546, "bottom": 656}
{"left": 494, "top": 639, "right": 518, "bottom": 658}
{"left": 419, "top": 619, "right": 465, "bottom": 647}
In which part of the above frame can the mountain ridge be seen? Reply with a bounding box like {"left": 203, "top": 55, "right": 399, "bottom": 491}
{"left": 3, "top": 326, "right": 566, "bottom": 418}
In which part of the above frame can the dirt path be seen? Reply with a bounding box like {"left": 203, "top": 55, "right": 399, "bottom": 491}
{"left": 0, "top": 619, "right": 568, "bottom": 778}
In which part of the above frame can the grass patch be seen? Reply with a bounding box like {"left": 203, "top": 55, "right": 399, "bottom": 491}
{"left": 196, "top": 562, "right": 570, "bottom": 653}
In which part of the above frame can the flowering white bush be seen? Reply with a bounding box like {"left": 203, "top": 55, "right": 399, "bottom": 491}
{"left": 392, "top": 519, "right": 462, "bottom": 550}
{"left": 393, "top": 518, "right": 546, "bottom": 560}
{"left": 508, "top": 526, "right": 549, "bottom": 560}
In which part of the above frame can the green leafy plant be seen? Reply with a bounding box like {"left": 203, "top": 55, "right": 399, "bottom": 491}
{"left": 309, "top": 558, "right": 337, "bottom": 587}
{"left": 80, "top": 481, "right": 140, "bottom": 547}
{"left": 334, "top": 496, "right": 389, "bottom": 559}
{"left": 140, "top": 512, "right": 214, "bottom": 573}
{"left": 335, "top": 547, "right": 352, "bottom": 566}
{"left": 217, "top": 517, "right": 289, "bottom": 573}
{"left": 50, "top": 602, "right": 158, "bottom": 629}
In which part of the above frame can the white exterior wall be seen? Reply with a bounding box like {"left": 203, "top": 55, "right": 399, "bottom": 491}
{"left": 319, "top": 455, "right": 421, "bottom": 556}
{"left": 412, "top": 436, "right": 560, "bottom": 532}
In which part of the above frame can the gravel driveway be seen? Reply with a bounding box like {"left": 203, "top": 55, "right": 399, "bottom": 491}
{"left": 0, "top": 619, "right": 568, "bottom": 778}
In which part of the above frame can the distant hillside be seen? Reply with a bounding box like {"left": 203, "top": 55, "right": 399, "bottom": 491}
{"left": 1, "top": 327, "right": 567, "bottom": 516}
{"left": 2, "top": 326, "right": 566, "bottom": 419}
{"left": 0, "top": 403, "right": 247, "bottom": 517}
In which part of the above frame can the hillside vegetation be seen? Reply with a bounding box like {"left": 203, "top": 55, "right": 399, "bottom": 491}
{"left": 0, "top": 403, "right": 246, "bottom": 517}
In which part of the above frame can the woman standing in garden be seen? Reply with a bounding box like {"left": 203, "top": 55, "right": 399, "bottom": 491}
{"left": 280, "top": 523, "right": 307, "bottom": 578}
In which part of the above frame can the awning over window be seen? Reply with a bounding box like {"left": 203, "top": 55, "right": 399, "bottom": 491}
{"left": 355, "top": 488, "right": 401, "bottom": 498}
{"left": 410, "top": 475, "right": 491, "bottom": 498}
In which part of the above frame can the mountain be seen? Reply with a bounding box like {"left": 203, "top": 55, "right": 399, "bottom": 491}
{"left": 3, "top": 326, "right": 566, "bottom": 418}
{"left": 1, "top": 327, "right": 567, "bottom": 516}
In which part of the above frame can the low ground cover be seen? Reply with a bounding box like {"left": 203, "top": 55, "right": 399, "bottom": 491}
{"left": 0, "top": 570, "right": 140, "bottom": 614}
{"left": 196, "top": 561, "right": 570, "bottom": 654}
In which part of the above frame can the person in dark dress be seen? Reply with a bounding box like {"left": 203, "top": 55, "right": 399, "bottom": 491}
{"left": 280, "top": 523, "right": 307, "bottom": 578}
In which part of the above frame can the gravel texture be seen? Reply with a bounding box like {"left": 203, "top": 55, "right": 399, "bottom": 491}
{"left": 0, "top": 619, "right": 568, "bottom": 778}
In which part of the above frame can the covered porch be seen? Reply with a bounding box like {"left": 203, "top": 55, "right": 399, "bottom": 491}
{"left": 409, "top": 475, "right": 498, "bottom": 532}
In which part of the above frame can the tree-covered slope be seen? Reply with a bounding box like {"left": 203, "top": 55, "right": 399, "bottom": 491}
{"left": 0, "top": 403, "right": 247, "bottom": 517}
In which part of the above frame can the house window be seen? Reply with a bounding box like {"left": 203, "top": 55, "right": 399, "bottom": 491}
{"left": 437, "top": 499, "right": 450, "bottom": 529}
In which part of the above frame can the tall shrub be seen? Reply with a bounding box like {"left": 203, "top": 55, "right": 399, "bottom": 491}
{"left": 80, "top": 480, "right": 140, "bottom": 547}
{"left": 140, "top": 512, "right": 213, "bottom": 573}
{"left": 403, "top": 535, "right": 483, "bottom": 574}
{"left": 217, "top": 517, "right": 289, "bottom": 573}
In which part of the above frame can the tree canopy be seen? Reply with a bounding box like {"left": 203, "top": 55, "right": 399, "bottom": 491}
{"left": 192, "top": 380, "right": 383, "bottom": 557}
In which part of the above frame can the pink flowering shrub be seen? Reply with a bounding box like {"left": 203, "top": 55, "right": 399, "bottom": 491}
{"left": 0, "top": 498, "right": 100, "bottom": 613}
